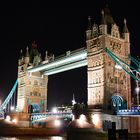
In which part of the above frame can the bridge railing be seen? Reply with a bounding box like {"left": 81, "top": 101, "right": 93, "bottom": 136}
{"left": 52, "top": 47, "right": 86, "bottom": 61}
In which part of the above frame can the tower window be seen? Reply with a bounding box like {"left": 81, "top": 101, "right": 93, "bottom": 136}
{"left": 21, "top": 67, "right": 24, "bottom": 71}
{"left": 29, "top": 80, "right": 31, "bottom": 85}
{"left": 96, "top": 78, "right": 98, "bottom": 83}
{"left": 99, "top": 77, "right": 101, "bottom": 83}
{"left": 34, "top": 80, "right": 38, "bottom": 86}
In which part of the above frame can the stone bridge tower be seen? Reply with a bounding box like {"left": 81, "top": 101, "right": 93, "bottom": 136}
{"left": 17, "top": 41, "right": 48, "bottom": 113}
{"left": 86, "top": 7, "right": 131, "bottom": 110}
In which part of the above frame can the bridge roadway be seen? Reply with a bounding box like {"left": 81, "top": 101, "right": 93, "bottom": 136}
{"left": 31, "top": 112, "right": 72, "bottom": 122}
{"left": 27, "top": 47, "right": 87, "bottom": 75}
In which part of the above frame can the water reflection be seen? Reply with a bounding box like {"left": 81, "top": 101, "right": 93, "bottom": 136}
{"left": 0, "top": 136, "right": 66, "bottom": 140}
{"left": 51, "top": 136, "right": 64, "bottom": 140}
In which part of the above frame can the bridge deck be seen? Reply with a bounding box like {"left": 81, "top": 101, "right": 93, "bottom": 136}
{"left": 27, "top": 48, "right": 87, "bottom": 75}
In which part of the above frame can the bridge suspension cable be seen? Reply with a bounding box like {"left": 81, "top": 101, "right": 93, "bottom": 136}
{"left": 105, "top": 47, "right": 140, "bottom": 83}
{"left": 0, "top": 79, "right": 18, "bottom": 111}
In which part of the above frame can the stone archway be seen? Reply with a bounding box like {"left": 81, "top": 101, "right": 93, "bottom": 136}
{"left": 111, "top": 95, "right": 124, "bottom": 110}
{"left": 28, "top": 103, "right": 40, "bottom": 113}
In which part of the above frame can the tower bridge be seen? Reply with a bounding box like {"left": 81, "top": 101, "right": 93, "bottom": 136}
{"left": 1, "top": 6, "right": 138, "bottom": 118}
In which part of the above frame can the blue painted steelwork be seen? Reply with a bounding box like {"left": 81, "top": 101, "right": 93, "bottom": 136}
{"left": 105, "top": 47, "right": 140, "bottom": 83}
{"left": 0, "top": 79, "right": 18, "bottom": 111}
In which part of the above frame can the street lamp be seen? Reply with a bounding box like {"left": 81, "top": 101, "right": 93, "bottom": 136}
{"left": 10, "top": 106, "right": 15, "bottom": 111}
{"left": 52, "top": 107, "right": 58, "bottom": 113}
{"left": 135, "top": 71, "right": 140, "bottom": 106}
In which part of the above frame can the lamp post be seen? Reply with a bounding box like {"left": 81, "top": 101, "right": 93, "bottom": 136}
{"left": 135, "top": 71, "right": 140, "bottom": 107}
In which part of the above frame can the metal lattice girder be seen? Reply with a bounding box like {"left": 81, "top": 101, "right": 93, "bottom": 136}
{"left": 0, "top": 79, "right": 18, "bottom": 111}
{"left": 105, "top": 48, "right": 140, "bottom": 83}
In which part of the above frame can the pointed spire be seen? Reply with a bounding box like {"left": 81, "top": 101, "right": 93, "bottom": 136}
{"left": 19, "top": 49, "right": 23, "bottom": 59}
{"left": 88, "top": 16, "right": 91, "bottom": 30}
{"left": 101, "top": 9, "right": 106, "bottom": 24}
{"left": 123, "top": 18, "right": 129, "bottom": 33}
{"left": 72, "top": 93, "right": 76, "bottom": 105}
{"left": 39, "top": 53, "right": 42, "bottom": 62}
{"left": 73, "top": 93, "right": 75, "bottom": 100}
{"left": 45, "top": 50, "right": 48, "bottom": 60}
{"left": 25, "top": 46, "right": 29, "bottom": 57}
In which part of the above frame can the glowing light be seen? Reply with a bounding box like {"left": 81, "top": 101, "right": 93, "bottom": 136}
{"left": 91, "top": 114, "right": 100, "bottom": 127}
{"left": 5, "top": 115, "right": 11, "bottom": 122}
{"left": 12, "top": 118, "right": 17, "bottom": 124}
{"left": 10, "top": 106, "right": 15, "bottom": 111}
{"left": 72, "top": 114, "right": 75, "bottom": 121}
{"left": 135, "top": 87, "right": 140, "bottom": 93}
{"left": 79, "top": 114, "right": 86, "bottom": 122}
{"left": 44, "top": 60, "right": 87, "bottom": 75}
{"left": 115, "top": 64, "right": 122, "bottom": 70}
{"left": 51, "top": 136, "right": 63, "bottom": 140}
{"left": 54, "top": 120, "right": 61, "bottom": 127}
{"left": 52, "top": 107, "right": 57, "bottom": 113}
{"left": 72, "top": 100, "right": 76, "bottom": 106}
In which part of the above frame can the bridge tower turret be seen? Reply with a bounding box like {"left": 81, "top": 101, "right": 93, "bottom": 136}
{"left": 86, "top": 6, "right": 131, "bottom": 110}
{"left": 17, "top": 41, "right": 48, "bottom": 113}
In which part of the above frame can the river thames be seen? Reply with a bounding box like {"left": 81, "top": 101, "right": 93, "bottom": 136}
{"left": 0, "top": 136, "right": 66, "bottom": 140}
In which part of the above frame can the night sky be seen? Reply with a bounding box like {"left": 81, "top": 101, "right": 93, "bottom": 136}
{"left": 0, "top": 1, "right": 139, "bottom": 109}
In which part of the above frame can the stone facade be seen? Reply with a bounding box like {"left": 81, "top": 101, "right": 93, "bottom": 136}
{"left": 17, "top": 7, "right": 131, "bottom": 113}
{"left": 86, "top": 8, "right": 131, "bottom": 110}
{"left": 17, "top": 42, "right": 48, "bottom": 113}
